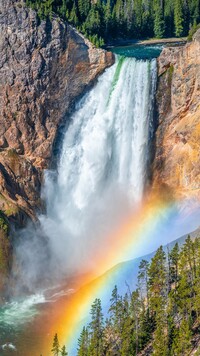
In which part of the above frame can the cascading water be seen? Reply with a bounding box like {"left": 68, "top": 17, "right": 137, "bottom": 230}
{"left": 52, "top": 57, "right": 156, "bottom": 206}
{"left": 37, "top": 56, "right": 157, "bottom": 277}
{"left": 6, "top": 54, "right": 157, "bottom": 296}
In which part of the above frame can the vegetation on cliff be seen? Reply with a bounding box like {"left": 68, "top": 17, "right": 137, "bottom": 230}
{"left": 26, "top": 0, "right": 200, "bottom": 45}
{"left": 188, "top": 23, "right": 200, "bottom": 41}
{"left": 0, "top": 212, "right": 11, "bottom": 295}
{"left": 70, "top": 235, "right": 200, "bottom": 355}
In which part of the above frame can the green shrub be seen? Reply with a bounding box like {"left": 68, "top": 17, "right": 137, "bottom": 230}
{"left": 0, "top": 212, "right": 9, "bottom": 234}
{"left": 188, "top": 23, "right": 200, "bottom": 42}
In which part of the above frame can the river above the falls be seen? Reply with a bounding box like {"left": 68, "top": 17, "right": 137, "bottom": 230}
{"left": 110, "top": 43, "right": 163, "bottom": 59}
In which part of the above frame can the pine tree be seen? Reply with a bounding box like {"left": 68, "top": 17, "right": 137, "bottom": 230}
{"left": 89, "top": 298, "right": 104, "bottom": 355}
{"left": 104, "top": 0, "right": 112, "bottom": 38}
{"left": 138, "top": 259, "right": 149, "bottom": 306}
{"left": 77, "top": 327, "right": 89, "bottom": 356}
{"left": 153, "top": 0, "right": 165, "bottom": 38}
{"left": 172, "top": 318, "right": 192, "bottom": 355}
{"left": 194, "top": 237, "right": 200, "bottom": 319}
{"left": 78, "top": 0, "right": 90, "bottom": 21}
{"left": 164, "top": 0, "right": 174, "bottom": 36}
{"left": 133, "top": 0, "right": 143, "bottom": 33}
{"left": 69, "top": 3, "right": 79, "bottom": 26}
{"left": 137, "top": 259, "right": 152, "bottom": 349}
{"left": 61, "top": 345, "right": 68, "bottom": 356}
{"left": 84, "top": 6, "right": 101, "bottom": 36}
{"left": 174, "top": 0, "right": 184, "bottom": 37}
{"left": 148, "top": 246, "right": 167, "bottom": 314}
{"left": 129, "top": 290, "right": 141, "bottom": 354}
{"left": 59, "top": 0, "right": 67, "bottom": 18}
{"left": 169, "top": 243, "right": 179, "bottom": 287}
{"left": 51, "top": 333, "right": 60, "bottom": 356}
{"left": 109, "top": 285, "right": 123, "bottom": 333}
{"left": 148, "top": 246, "right": 168, "bottom": 354}
{"left": 177, "top": 236, "right": 195, "bottom": 319}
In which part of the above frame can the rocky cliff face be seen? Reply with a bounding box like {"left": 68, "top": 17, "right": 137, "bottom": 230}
{"left": 0, "top": 0, "right": 114, "bottom": 296}
{"left": 0, "top": 0, "right": 114, "bottom": 222}
{"left": 153, "top": 31, "right": 200, "bottom": 202}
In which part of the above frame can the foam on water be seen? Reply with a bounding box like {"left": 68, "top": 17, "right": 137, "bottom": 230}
{"left": 39, "top": 56, "right": 157, "bottom": 276}
{"left": 0, "top": 294, "right": 45, "bottom": 326}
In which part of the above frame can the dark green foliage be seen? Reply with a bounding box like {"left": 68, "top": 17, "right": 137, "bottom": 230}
{"left": 77, "top": 327, "right": 89, "bottom": 355}
{"left": 89, "top": 298, "right": 104, "bottom": 355}
{"left": 26, "top": 0, "right": 200, "bottom": 46}
{"left": 51, "top": 333, "right": 60, "bottom": 356}
{"left": 188, "top": 22, "right": 200, "bottom": 41}
{"left": 174, "top": 0, "right": 184, "bottom": 37}
{"left": 77, "top": 236, "right": 200, "bottom": 354}
{"left": 0, "top": 212, "right": 9, "bottom": 234}
{"left": 51, "top": 334, "right": 68, "bottom": 356}
{"left": 0, "top": 211, "right": 11, "bottom": 286}
{"left": 60, "top": 345, "right": 68, "bottom": 356}
{"left": 153, "top": 0, "right": 165, "bottom": 38}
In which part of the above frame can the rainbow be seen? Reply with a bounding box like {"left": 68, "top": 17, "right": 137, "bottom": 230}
{"left": 38, "top": 193, "right": 199, "bottom": 355}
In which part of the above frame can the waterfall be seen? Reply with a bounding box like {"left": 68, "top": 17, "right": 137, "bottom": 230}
{"left": 15, "top": 56, "right": 157, "bottom": 288}
{"left": 39, "top": 57, "right": 157, "bottom": 275}
{"left": 49, "top": 57, "right": 156, "bottom": 206}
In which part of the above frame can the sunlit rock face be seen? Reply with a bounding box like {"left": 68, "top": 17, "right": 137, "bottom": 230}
{"left": 153, "top": 30, "right": 200, "bottom": 201}
{"left": 0, "top": 0, "right": 114, "bottom": 220}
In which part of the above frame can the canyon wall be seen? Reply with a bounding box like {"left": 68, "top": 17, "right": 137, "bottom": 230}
{"left": 0, "top": 0, "right": 114, "bottom": 296}
{"left": 0, "top": 0, "right": 114, "bottom": 222}
{"left": 153, "top": 31, "right": 200, "bottom": 202}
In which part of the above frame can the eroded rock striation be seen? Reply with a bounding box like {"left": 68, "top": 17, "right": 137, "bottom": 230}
{"left": 0, "top": 0, "right": 114, "bottom": 221}
{"left": 0, "top": 0, "right": 114, "bottom": 295}
{"left": 153, "top": 31, "right": 200, "bottom": 202}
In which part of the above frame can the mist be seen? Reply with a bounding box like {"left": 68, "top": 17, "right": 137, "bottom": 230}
{"left": 12, "top": 57, "right": 160, "bottom": 294}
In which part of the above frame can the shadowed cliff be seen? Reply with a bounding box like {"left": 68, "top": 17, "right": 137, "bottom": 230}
{"left": 0, "top": 0, "right": 114, "bottom": 222}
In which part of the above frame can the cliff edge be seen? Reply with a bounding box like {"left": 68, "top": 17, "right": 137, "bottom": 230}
{"left": 153, "top": 31, "right": 200, "bottom": 202}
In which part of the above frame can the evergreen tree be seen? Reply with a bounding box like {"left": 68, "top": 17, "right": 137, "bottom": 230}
{"left": 153, "top": 0, "right": 165, "bottom": 38}
{"left": 69, "top": 3, "right": 79, "bottom": 26}
{"left": 164, "top": 0, "right": 174, "bottom": 38}
{"left": 138, "top": 259, "right": 149, "bottom": 304}
{"left": 169, "top": 243, "right": 179, "bottom": 287}
{"left": 61, "top": 345, "right": 68, "bottom": 356}
{"left": 109, "top": 285, "right": 123, "bottom": 334}
{"left": 194, "top": 237, "right": 200, "bottom": 319}
{"left": 148, "top": 246, "right": 168, "bottom": 354}
{"left": 77, "top": 327, "right": 89, "bottom": 356}
{"left": 89, "top": 298, "right": 104, "bottom": 355}
{"left": 78, "top": 0, "right": 90, "bottom": 21}
{"left": 51, "top": 333, "right": 60, "bottom": 356}
{"left": 104, "top": 0, "right": 112, "bottom": 38}
{"left": 174, "top": 0, "right": 184, "bottom": 37}
{"left": 172, "top": 318, "right": 192, "bottom": 355}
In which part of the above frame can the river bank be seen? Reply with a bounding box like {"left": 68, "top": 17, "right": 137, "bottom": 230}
{"left": 106, "top": 37, "right": 187, "bottom": 49}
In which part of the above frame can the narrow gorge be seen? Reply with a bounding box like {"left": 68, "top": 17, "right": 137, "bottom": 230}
{"left": 0, "top": 0, "right": 200, "bottom": 354}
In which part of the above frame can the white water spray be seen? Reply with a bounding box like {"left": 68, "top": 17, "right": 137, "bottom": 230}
{"left": 15, "top": 56, "right": 157, "bottom": 288}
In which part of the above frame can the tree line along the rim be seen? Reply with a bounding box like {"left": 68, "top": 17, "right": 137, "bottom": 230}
{"left": 26, "top": 0, "right": 200, "bottom": 47}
